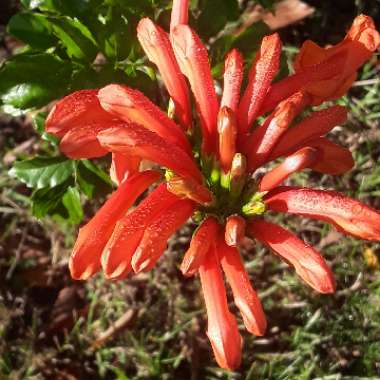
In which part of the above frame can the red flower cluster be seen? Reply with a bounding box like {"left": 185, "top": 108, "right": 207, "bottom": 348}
{"left": 45, "top": 0, "right": 380, "bottom": 370}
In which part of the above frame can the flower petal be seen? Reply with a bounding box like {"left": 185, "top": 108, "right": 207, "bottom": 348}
{"left": 245, "top": 91, "right": 309, "bottom": 172}
{"left": 293, "top": 15, "right": 380, "bottom": 103}
{"left": 170, "top": 0, "right": 189, "bottom": 33}
{"left": 102, "top": 184, "right": 180, "bottom": 279}
{"left": 237, "top": 33, "right": 282, "bottom": 134}
{"left": 259, "top": 147, "right": 318, "bottom": 191}
{"left": 225, "top": 215, "right": 246, "bottom": 247}
{"left": 69, "top": 170, "right": 161, "bottom": 280}
{"left": 180, "top": 216, "right": 219, "bottom": 276}
{"left": 248, "top": 219, "right": 335, "bottom": 293}
{"left": 303, "top": 138, "right": 354, "bottom": 175}
{"left": 269, "top": 105, "right": 348, "bottom": 160}
{"left": 166, "top": 175, "right": 213, "bottom": 205}
{"left": 137, "top": 18, "right": 191, "bottom": 129}
{"left": 221, "top": 49, "right": 244, "bottom": 113}
{"left": 98, "top": 84, "right": 191, "bottom": 154}
{"left": 132, "top": 199, "right": 195, "bottom": 272}
{"left": 45, "top": 89, "right": 115, "bottom": 138}
{"left": 259, "top": 50, "right": 346, "bottom": 114}
{"left": 217, "top": 237, "right": 267, "bottom": 335}
{"left": 59, "top": 123, "right": 109, "bottom": 159}
{"left": 110, "top": 153, "right": 141, "bottom": 186}
{"left": 218, "top": 106, "right": 237, "bottom": 172}
{"left": 171, "top": 25, "right": 219, "bottom": 153}
{"left": 199, "top": 246, "right": 242, "bottom": 370}
{"left": 265, "top": 187, "right": 380, "bottom": 241}
{"left": 97, "top": 123, "right": 203, "bottom": 183}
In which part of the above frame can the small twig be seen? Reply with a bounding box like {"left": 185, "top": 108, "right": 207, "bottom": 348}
{"left": 6, "top": 227, "right": 27, "bottom": 280}
{"left": 282, "top": 301, "right": 308, "bottom": 309}
{"left": 253, "top": 338, "right": 274, "bottom": 346}
{"left": 0, "top": 206, "right": 23, "bottom": 215}
{"left": 336, "top": 272, "right": 363, "bottom": 296}
{"left": 91, "top": 309, "right": 136, "bottom": 349}
{"left": 3, "top": 137, "right": 36, "bottom": 165}
{"left": 352, "top": 78, "right": 380, "bottom": 87}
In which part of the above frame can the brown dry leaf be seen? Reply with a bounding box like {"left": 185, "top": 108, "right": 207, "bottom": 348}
{"left": 263, "top": 0, "right": 315, "bottom": 30}
{"left": 47, "top": 286, "right": 88, "bottom": 334}
{"left": 239, "top": 0, "right": 315, "bottom": 34}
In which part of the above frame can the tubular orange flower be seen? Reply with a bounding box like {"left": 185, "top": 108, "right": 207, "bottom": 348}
{"left": 238, "top": 33, "right": 282, "bottom": 134}
{"left": 170, "top": 0, "right": 189, "bottom": 33}
{"left": 221, "top": 49, "right": 244, "bottom": 113}
{"left": 69, "top": 170, "right": 160, "bottom": 280}
{"left": 245, "top": 91, "right": 309, "bottom": 171}
{"left": 268, "top": 105, "right": 348, "bottom": 160}
{"left": 264, "top": 187, "right": 380, "bottom": 240}
{"left": 248, "top": 219, "right": 335, "bottom": 294}
{"left": 218, "top": 106, "right": 237, "bottom": 172}
{"left": 102, "top": 184, "right": 180, "bottom": 279}
{"left": 301, "top": 138, "right": 354, "bottom": 175}
{"left": 294, "top": 15, "right": 380, "bottom": 104}
{"left": 59, "top": 123, "right": 109, "bottom": 159}
{"left": 45, "top": 2, "right": 380, "bottom": 370}
{"left": 45, "top": 89, "right": 114, "bottom": 138}
{"left": 166, "top": 174, "right": 213, "bottom": 205}
{"left": 98, "top": 84, "right": 191, "bottom": 154}
{"left": 45, "top": 89, "right": 117, "bottom": 158}
{"left": 97, "top": 123, "right": 203, "bottom": 183}
{"left": 171, "top": 24, "right": 219, "bottom": 153}
{"left": 199, "top": 245, "right": 242, "bottom": 370}
{"left": 109, "top": 153, "right": 141, "bottom": 185}
{"left": 259, "top": 51, "right": 347, "bottom": 114}
{"left": 180, "top": 216, "right": 219, "bottom": 276}
{"left": 137, "top": 18, "right": 192, "bottom": 129}
{"left": 217, "top": 235, "right": 267, "bottom": 335}
{"left": 131, "top": 199, "right": 195, "bottom": 273}
{"left": 225, "top": 215, "right": 246, "bottom": 247}
{"left": 259, "top": 147, "right": 318, "bottom": 192}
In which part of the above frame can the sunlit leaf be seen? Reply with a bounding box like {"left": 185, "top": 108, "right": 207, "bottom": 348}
{"left": 0, "top": 53, "right": 72, "bottom": 110}
{"left": 62, "top": 186, "right": 84, "bottom": 224}
{"left": 31, "top": 179, "right": 72, "bottom": 218}
{"left": 47, "top": 16, "right": 98, "bottom": 61}
{"left": 9, "top": 156, "right": 75, "bottom": 189}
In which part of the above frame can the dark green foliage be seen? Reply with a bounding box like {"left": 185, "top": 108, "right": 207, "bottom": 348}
{"left": 196, "top": 0, "right": 240, "bottom": 39}
{"left": 0, "top": 53, "right": 72, "bottom": 110}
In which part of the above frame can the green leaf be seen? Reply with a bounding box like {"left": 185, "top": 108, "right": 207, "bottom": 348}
{"left": 90, "top": 7, "right": 133, "bottom": 61}
{"left": 9, "top": 156, "right": 75, "bottom": 189}
{"left": 70, "top": 65, "right": 127, "bottom": 90}
{"left": 197, "top": 0, "right": 240, "bottom": 39}
{"left": 31, "top": 180, "right": 71, "bottom": 218}
{"left": 21, "top": 0, "right": 100, "bottom": 16}
{"left": 47, "top": 16, "right": 98, "bottom": 62}
{"left": 106, "top": 0, "right": 153, "bottom": 13}
{"left": 0, "top": 53, "right": 72, "bottom": 110}
{"left": 7, "top": 12, "right": 57, "bottom": 49}
{"left": 62, "top": 186, "right": 83, "bottom": 224}
{"left": 76, "top": 160, "right": 113, "bottom": 199}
